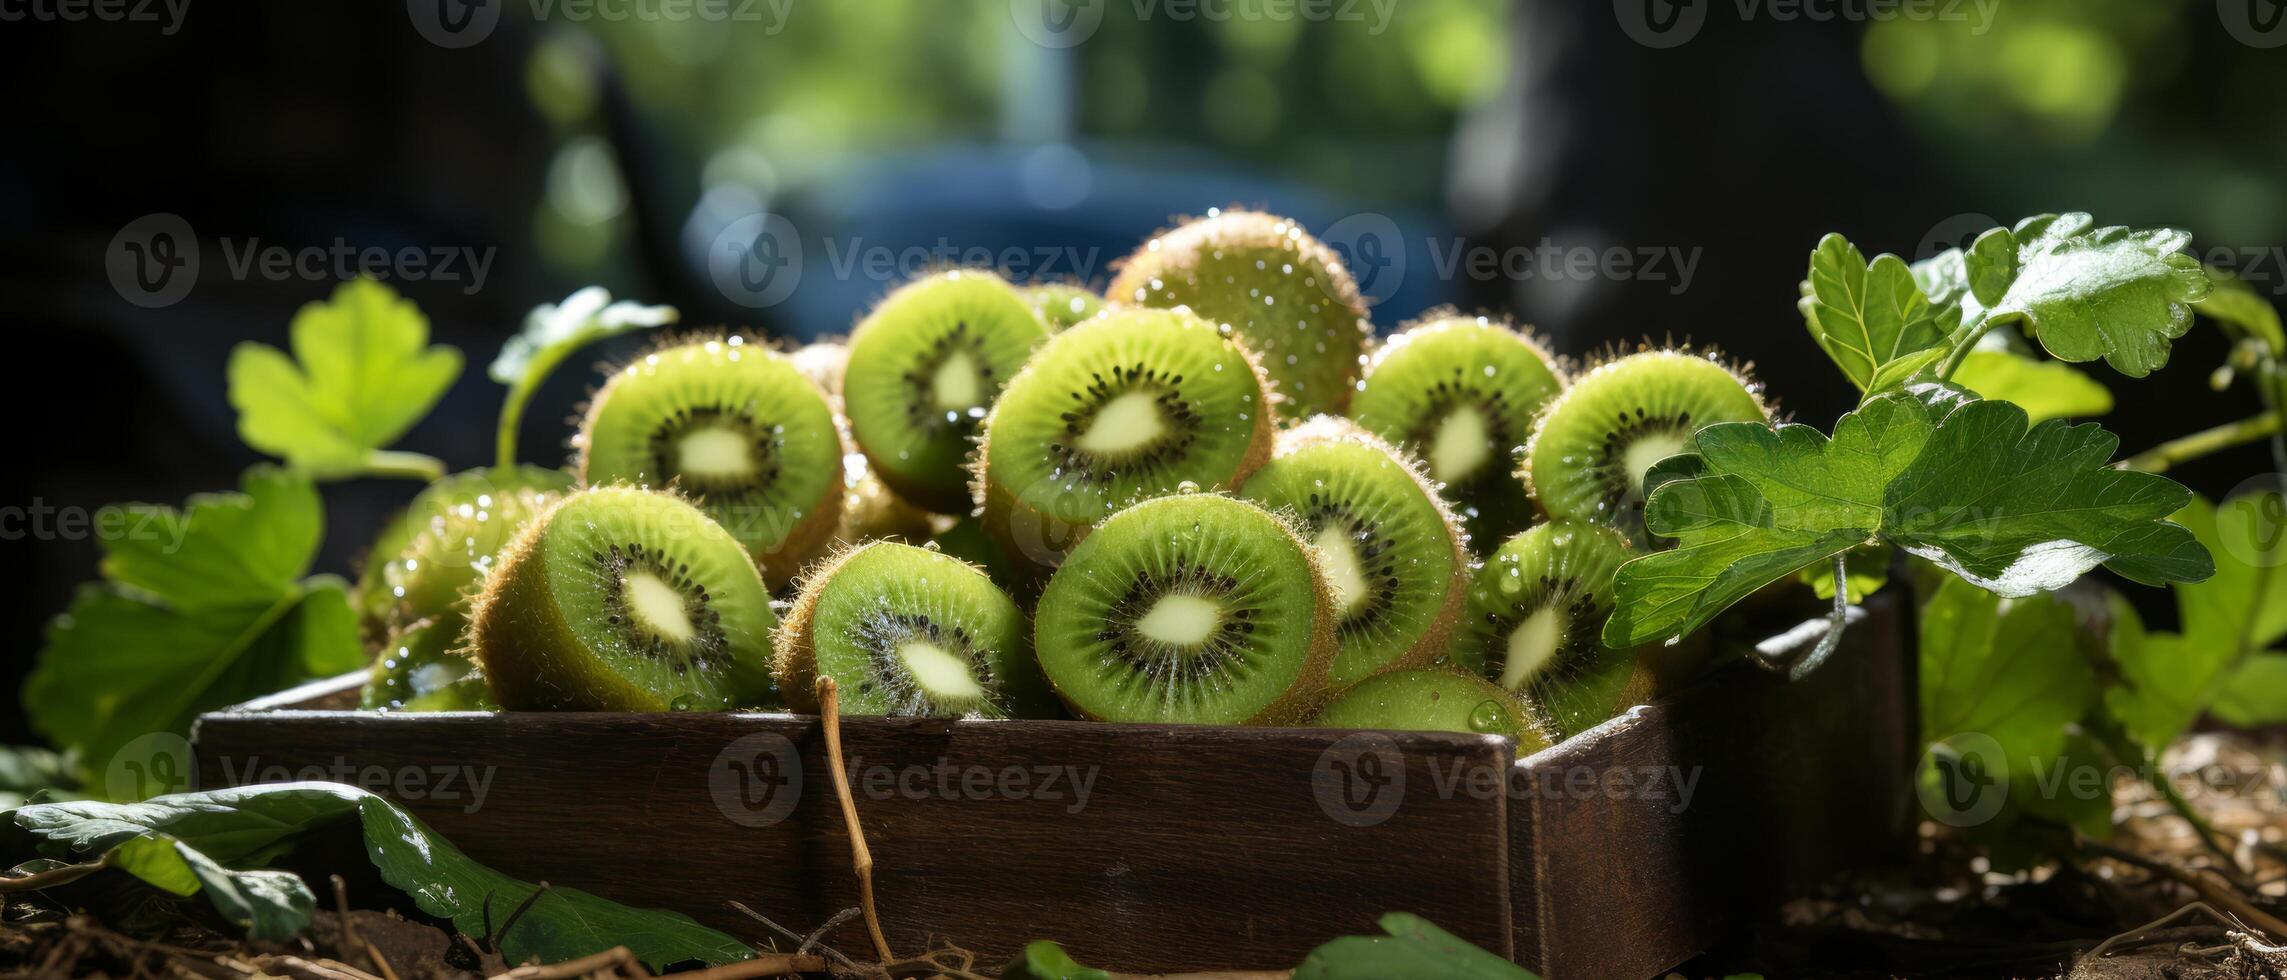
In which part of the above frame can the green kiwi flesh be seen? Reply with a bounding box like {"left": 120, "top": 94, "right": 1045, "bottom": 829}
{"left": 354, "top": 465, "right": 575, "bottom": 627}
{"left": 1027, "top": 282, "right": 1105, "bottom": 330}
{"left": 1311, "top": 670, "right": 1548, "bottom": 755}
{"left": 1109, "top": 209, "right": 1371, "bottom": 420}
{"left": 1238, "top": 417, "right": 1467, "bottom": 687}
{"left": 977, "top": 307, "right": 1275, "bottom": 572}
{"left": 1033, "top": 494, "right": 1334, "bottom": 724}
{"left": 1456, "top": 520, "right": 1644, "bottom": 740}
{"left": 578, "top": 337, "right": 844, "bottom": 586}
{"left": 470, "top": 486, "right": 779, "bottom": 711}
{"left": 843, "top": 270, "right": 1053, "bottom": 513}
{"left": 774, "top": 541, "right": 1053, "bottom": 718}
{"left": 1350, "top": 314, "right": 1566, "bottom": 546}
{"left": 1522, "top": 349, "right": 1766, "bottom": 546}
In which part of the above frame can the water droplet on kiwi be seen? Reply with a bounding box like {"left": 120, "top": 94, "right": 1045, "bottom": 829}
{"left": 1468, "top": 700, "right": 1511, "bottom": 734}
{"left": 1176, "top": 481, "right": 1201, "bottom": 494}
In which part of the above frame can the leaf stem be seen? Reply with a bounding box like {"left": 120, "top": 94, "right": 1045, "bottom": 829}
{"left": 2119, "top": 413, "right": 2282, "bottom": 474}
{"left": 2090, "top": 720, "right": 2249, "bottom": 881}
{"left": 1798, "top": 553, "right": 1853, "bottom": 679}
{"left": 1936, "top": 314, "right": 2008, "bottom": 381}
{"left": 360, "top": 450, "right": 446, "bottom": 482}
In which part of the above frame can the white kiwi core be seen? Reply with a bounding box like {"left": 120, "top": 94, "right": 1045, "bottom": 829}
{"left": 1430, "top": 406, "right": 1491, "bottom": 483}
{"left": 1501, "top": 606, "right": 1568, "bottom": 691}
{"left": 676, "top": 427, "right": 756, "bottom": 481}
{"left": 625, "top": 572, "right": 697, "bottom": 644}
{"left": 930, "top": 350, "right": 983, "bottom": 412}
{"left": 1076, "top": 391, "right": 1166, "bottom": 454}
{"left": 1137, "top": 594, "right": 1221, "bottom": 646}
{"left": 1313, "top": 525, "right": 1370, "bottom": 619}
{"left": 1622, "top": 430, "right": 1691, "bottom": 491}
{"left": 898, "top": 641, "right": 986, "bottom": 703}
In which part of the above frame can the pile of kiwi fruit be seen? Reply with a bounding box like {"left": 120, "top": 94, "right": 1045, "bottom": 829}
{"left": 354, "top": 208, "right": 1775, "bottom": 753}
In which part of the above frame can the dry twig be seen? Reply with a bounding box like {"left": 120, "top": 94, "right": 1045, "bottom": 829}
{"left": 815, "top": 677, "right": 894, "bottom": 965}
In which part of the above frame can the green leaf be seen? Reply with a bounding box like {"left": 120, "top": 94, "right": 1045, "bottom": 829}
{"left": 1985, "top": 213, "right": 2210, "bottom": 378}
{"left": 2194, "top": 268, "right": 2285, "bottom": 355}
{"left": 1295, "top": 913, "right": 1534, "bottom": 980}
{"left": 1962, "top": 227, "right": 2019, "bottom": 309}
{"left": 1001, "top": 941, "right": 1112, "bottom": 980}
{"left": 23, "top": 469, "right": 362, "bottom": 792}
{"left": 101, "top": 834, "right": 317, "bottom": 941}
{"left": 490, "top": 288, "right": 677, "bottom": 467}
{"left": 1950, "top": 350, "right": 2113, "bottom": 422}
{"left": 228, "top": 279, "right": 462, "bottom": 477}
{"left": 8, "top": 783, "right": 754, "bottom": 968}
{"left": 1919, "top": 577, "right": 2095, "bottom": 815}
{"left": 1605, "top": 387, "right": 2210, "bottom": 647}
{"left": 2213, "top": 654, "right": 2287, "bottom": 726}
{"left": 0, "top": 747, "right": 76, "bottom": 811}
{"left": 2108, "top": 489, "right": 2287, "bottom": 748}
{"left": 1799, "top": 543, "right": 1891, "bottom": 603}
{"left": 1864, "top": 347, "right": 1950, "bottom": 394}
{"left": 1801, "top": 235, "right": 1954, "bottom": 391}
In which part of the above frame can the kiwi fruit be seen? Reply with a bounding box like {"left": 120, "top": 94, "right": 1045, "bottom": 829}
{"left": 1454, "top": 520, "right": 1663, "bottom": 740}
{"left": 470, "top": 486, "right": 779, "bottom": 711}
{"left": 975, "top": 307, "right": 1276, "bottom": 573}
{"left": 1027, "top": 282, "right": 1105, "bottom": 330}
{"left": 1108, "top": 209, "right": 1371, "bottom": 420}
{"left": 1522, "top": 348, "right": 1767, "bottom": 546}
{"left": 1237, "top": 417, "right": 1468, "bottom": 688}
{"left": 363, "top": 616, "right": 496, "bottom": 712}
{"left": 1312, "top": 669, "right": 1548, "bottom": 755}
{"left": 790, "top": 340, "right": 850, "bottom": 396}
{"left": 842, "top": 270, "right": 1053, "bottom": 513}
{"left": 773, "top": 541, "right": 1054, "bottom": 718}
{"left": 577, "top": 336, "right": 844, "bottom": 586}
{"left": 1349, "top": 313, "right": 1566, "bottom": 545}
{"left": 835, "top": 468, "right": 938, "bottom": 546}
{"left": 354, "top": 465, "right": 575, "bottom": 629}
{"left": 929, "top": 515, "right": 1019, "bottom": 592}
{"left": 373, "top": 485, "right": 564, "bottom": 628}
{"left": 1033, "top": 493, "right": 1334, "bottom": 724}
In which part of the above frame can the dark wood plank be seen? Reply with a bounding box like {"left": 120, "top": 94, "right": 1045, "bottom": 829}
{"left": 194, "top": 711, "right": 1515, "bottom": 972}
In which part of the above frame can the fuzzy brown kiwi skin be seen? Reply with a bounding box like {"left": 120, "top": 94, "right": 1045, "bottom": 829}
{"left": 1272, "top": 415, "right": 1472, "bottom": 690}
{"left": 1033, "top": 494, "right": 1341, "bottom": 726}
{"left": 573, "top": 333, "right": 847, "bottom": 588}
{"left": 1107, "top": 209, "right": 1373, "bottom": 417}
{"left": 767, "top": 541, "right": 870, "bottom": 715}
{"left": 965, "top": 329, "right": 1281, "bottom": 580}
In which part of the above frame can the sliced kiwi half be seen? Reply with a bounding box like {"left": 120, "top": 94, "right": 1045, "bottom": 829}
{"left": 470, "top": 486, "right": 779, "bottom": 711}
{"left": 1311, "top": 669, "right": 1548, "bottom": 755}
{"left": 1027, "top": 282, "right": 1105, "bottom": 330}
{"left": 1350, "top": 313, "right": 1566, "bottom": 546}
{"left": 354, "top": 465, "right": 575, "bottom": 629}
{"left": 1033, "top": 494, "right": 1334, "bottom": 724}
{"left": 975, "top": 307, "right": 1275, "bottom": 573}
{"left": 1108, "top": 209, "right": 1371, "bottom": 420}
{"left": 1455, "top": 520, "right": 1653, "bottom": 740}
{"left": 1238, "top": 417, "right": 1468, "bottom": 688}
{"left": 774, "top": 541, "right": 1054, "bottom": 718}
{"left": 1522, "top": 348, "right": 1767, "bottom": 546}
{"left": 577, "top": 336, "right": 844, "bottom": 586}
{"left": 843, "top": 270, "right": 1053, "bottom": 513}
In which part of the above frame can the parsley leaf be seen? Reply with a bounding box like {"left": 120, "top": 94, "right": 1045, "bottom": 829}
{"left": 2107, "top": 488, "right": 2287, "bottom": 748}
{"left": 1604, "top": 386, "right": 2211, "bottom": 647}
{"left": 1919, "top": 575, "right": 2096, "bottom": 825}
{"left": 490, "top": 287, "right": 677, "bottom": 467}
{"left": 1978, "top": 214, "right": 2210, "bottom": 378}
{"left": 22, "top": 468, "right": 363, "bottom": 790}
{"left": 1950, "top": 350, "right": 2113, "bottom": 422}
{"left": 228, "top": 279, "right": 462, "bottom": 479}
{"left": 1799, "top": 235, "right": 1954, "bottom": 392}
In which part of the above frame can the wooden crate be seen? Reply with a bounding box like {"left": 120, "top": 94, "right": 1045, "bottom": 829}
{"left": 191, "top": 597, "right": 1913, "bottom": 978}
